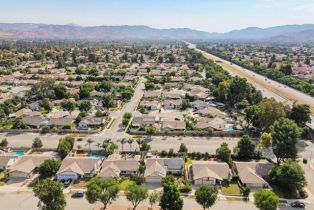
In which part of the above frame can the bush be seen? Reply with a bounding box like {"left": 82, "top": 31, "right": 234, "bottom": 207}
{"left": 180, "top": 184, "right": 192, "bottom": 193}
{"left": 41, "top": 125, "right": 50, "bottom": 134}
{"left": 130, "top": 175, "right": 144, "bottom": 185}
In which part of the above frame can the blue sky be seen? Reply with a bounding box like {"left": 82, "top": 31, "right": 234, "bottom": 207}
{"left": 1, "top": 0, "right": 314, "bottom": 32}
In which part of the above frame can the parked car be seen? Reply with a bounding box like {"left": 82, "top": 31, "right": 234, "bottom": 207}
{"left": 290, "top": 201, "right": 305, "bottom": 208}
{"left": 303, "top": 158, "right": 308, "bottom": 164}
{"left": 77, "top": 138, "right": 83, "bottom": 142}
{"left": 278, "top": 199, "right": 289, "bottom": 207}
{"left": 63, "top": 179, "right": 72, "bottom": 188}
{"left": 71, "top": 191, "right": 84, "bottom": 198}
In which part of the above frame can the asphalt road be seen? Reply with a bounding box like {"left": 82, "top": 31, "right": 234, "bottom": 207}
{"left": 187, "top": 43, "right": 314, "bottom": 111}
{"left": 0, "top": 191, "right": 310, "bottom": 210}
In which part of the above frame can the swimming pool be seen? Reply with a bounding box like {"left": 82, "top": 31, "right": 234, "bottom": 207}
{"left": 227, "top": 125, "right": 234, "bottom": 131}
{"left": 15, "top": 151, "right": 25, "bottom": 156}
{"left": 88, "top": 153, "right": 106, "bottom": 158}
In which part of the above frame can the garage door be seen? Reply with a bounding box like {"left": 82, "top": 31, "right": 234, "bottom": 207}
{"left": 57, "top": 172, "right": 78, "bottom": 181}
{"left": 146, "top": 176, "right": 162, "bottom": 183}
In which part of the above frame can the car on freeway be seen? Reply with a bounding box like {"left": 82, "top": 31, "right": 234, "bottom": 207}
{"left": 71, "top": 191, "right": 84, "bottom": 198}
{"left": 290, "top": 201, "right": 305, "bottom": 208}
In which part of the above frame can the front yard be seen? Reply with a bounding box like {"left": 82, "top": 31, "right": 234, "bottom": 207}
{"left": 221, "top": 183, "right": 242, "bottom": 195}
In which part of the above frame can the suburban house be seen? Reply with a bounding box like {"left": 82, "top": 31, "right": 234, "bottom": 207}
{"left": 233, "top": 160, "right": 273, "bottom": 188}
{"left": 190, "top": 161, "right": 231, "bottom": 185}
{"left": 131, "top": 116, "right": 157, "bottom": 128}
{"left": 144, "top": 158, "right": 184, "bottom": 183}
{"left": 160, "top": 120, "right": 186, "bottom": 131}
{"left": 163, "top": 99, "right": 182, "bottom": 110}
{"left": 191, "top": 100, "right": 209, "bottom": 111}
{"left": 9, "top": 155, "right": 55, "bottom": 178}
{"left": 99, "top": 154, "right": 140, "bottom": 178}
{"left": 78, "top": 116, "right": 105, "bottom": 129}
{"left": 197, "top": 107, "right": 227, "bottom": 118}
{"left": 163, "top": 92, "right": 183, "bottom": 100}
{"left": 22, "top": 116, "right": 49, "bottom": 128}
{"left": 195, "top": 117, "right": 227, "bottom": 131}
{"left": 0, "top": 154, "right": 19, "bottom": 170}
{"left": 139, "top": 100, "right": 160, "bottom": 111}
{"left": 143, "top": 91, "right": 161, "bottom": 100}
{"left": 56, "top": 156, "right": 102, "bottom": 181}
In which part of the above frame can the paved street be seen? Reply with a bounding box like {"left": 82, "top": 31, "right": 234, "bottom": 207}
{"left": 0, "top": 191, "right": 305, "bottom": 210}
{"left": 187, "top": 43, "right": 314, "bottom": 111}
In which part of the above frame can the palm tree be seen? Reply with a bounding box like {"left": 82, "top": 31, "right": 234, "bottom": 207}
{"left": 96, "top": 142, "right": 102, "bottom": 151}
{"left": 102, "top": 138, "right": 112, "bottom": 151}
{"left": 136, "top": 139, "right": 143, "bottom": 150}
{"left": 85, "top": 139, "right": 94, "bottom": 154}
{"left": 119, "top": 138, "right": 127, "bottom": 152}
{"left": 127, "top": 139, "right": 133, "bottom": 152}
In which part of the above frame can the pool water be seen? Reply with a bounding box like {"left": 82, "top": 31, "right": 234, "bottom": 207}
{"left": 88, "top": 153, "right": 106, "bottom": 158}
{"left": 227, "top": 126, "right": 234, "bottom": 131}
{"left": 15, "top": 151, "right": 25, "bottom": 156}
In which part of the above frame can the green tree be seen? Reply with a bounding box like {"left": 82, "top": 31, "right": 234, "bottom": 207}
{"left": 41, "top": 98, "right": 52, "bottom": 111}
{"left": 254, "top": 189, "right": 279, "bottom": 210}
{"left": 216, "top": 142, "right": 231, "bottom": 163}
{"left": 39, "top": 159, "right": 61, "bottom": 179}
{"left": 181, "top": 99, "right": 191, "bottom": 110}
{"left": 270, "top": 118, "right": 301, "bottom": 162}
{"left": 227, "top": 76, "right": 249, "bottom": 105}
{"left": 118, "top": 138, "right": 127, "bottom": 152}
{"left": 159, "top": 176, "right": 183, "bottom": 210}
{"left": 54, "top": 84, "right": 67, "bottom": 99}
{"left": 79, "top": 100, "right": 92, "bottom": 112}
{"left": 269, "top": 159, "right": 306, "bottom": 195}
{"left": 57, "top": 136, "right": 75, "bottom": 159}
{"left": 290, "top": 104, "right": 311, "bottom": 127}
{"left": 214, "top": 80, "right": 230, "bottom": 102}
{"left": 0, "top": 138, "right": 8, "bottom": 148}
{"left": 256, "top": 98, "right": 289, "bottom": 131}
{"left": 32, "top": 137, "right": 43, "bottom": 149}
{"left": 85, "top": 139, "right": 94, "bottom": 153}
{"left": 195, "top": 185, "right": 217, "bottom": 210}
{"left": 178, "top": 143, "right": 188, "bottom": 154}
{"left": 148, "top": 191, "right": 160, "bottom": 209}
{"left": 99, "top": 80, "right": 113, "bottom": 92}
{"left": 125, "top": 184, "right": 148, "bottom": 210}
{"left": 33, "top": 179, "right": 66, "bottom": 210}
{"left": 144, "top": 81, "right": 155, "bottom": 90}
{"left": 61, "top": 99, "right": 76, "bottom": 113}
{"left": 244, "top": 105, "right": 260, "bottom": 128}
{"left": 86, "top": 177, "right": 119, "bottom": 210}
{"left": 234, "top": 135, "right": 255, "bottom": 161}
{"left": 12, "top": 117, "right": 28, "bottom": 129}
{"left": 79, "top": 83, "right": 94, "bottom": 99}
{"left": 102, "top": 94, "right": 114, "bottom": 108}
{"left": 260, "top": 132, "right": 272, "bottom": 149}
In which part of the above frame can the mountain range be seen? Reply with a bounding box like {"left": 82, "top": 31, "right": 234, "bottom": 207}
{"left": 0, "top": 23, "right": 314, "bottom": 42}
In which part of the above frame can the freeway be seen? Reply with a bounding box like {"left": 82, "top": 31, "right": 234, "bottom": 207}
{"left": 187, "top": 43, "right": 314, "bottom": 111}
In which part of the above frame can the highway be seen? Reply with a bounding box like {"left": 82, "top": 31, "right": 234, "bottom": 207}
{"left": 187, "top": 43, "right": 314, "bottom": 111}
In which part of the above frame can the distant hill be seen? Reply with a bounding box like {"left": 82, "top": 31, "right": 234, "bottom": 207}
{"left": 0, "top": 23, "right": 313, "bottom": 42}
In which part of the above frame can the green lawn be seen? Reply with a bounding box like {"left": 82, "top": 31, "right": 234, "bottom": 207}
{"left": 221, "top": 183, "right": 242, "bottom": 195}
{"left": 119, "top": 179, "right": 135, "bottom": 190}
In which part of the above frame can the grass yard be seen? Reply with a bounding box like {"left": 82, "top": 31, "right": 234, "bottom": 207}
{"left": 72, "top": 179, "right": 90, "bottom": 189}
{"left": 118, "top": 179, "right": 135, "bottom": 190}
{"left": 221, "top": 183, "right": 242, "bottom": 195}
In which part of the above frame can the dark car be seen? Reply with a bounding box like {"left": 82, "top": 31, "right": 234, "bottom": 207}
{"left": 71, "top": 191, "right": 84, "bottom": 198}
{"left": 77, "top": 138, "right": 83, "bottom": 142}
{"left": 63, "top": 179, "right": 72, "bottom": 188}
{"left": 290, "top": 201, "right": 305, "bottom": 208}
{"left": 303, "top": 158, "right": 308, "bottom": 164}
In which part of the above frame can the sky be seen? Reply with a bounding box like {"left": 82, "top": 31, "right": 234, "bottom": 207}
{"left": 0, "top": 0, "right": 314, "bottom": 32}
